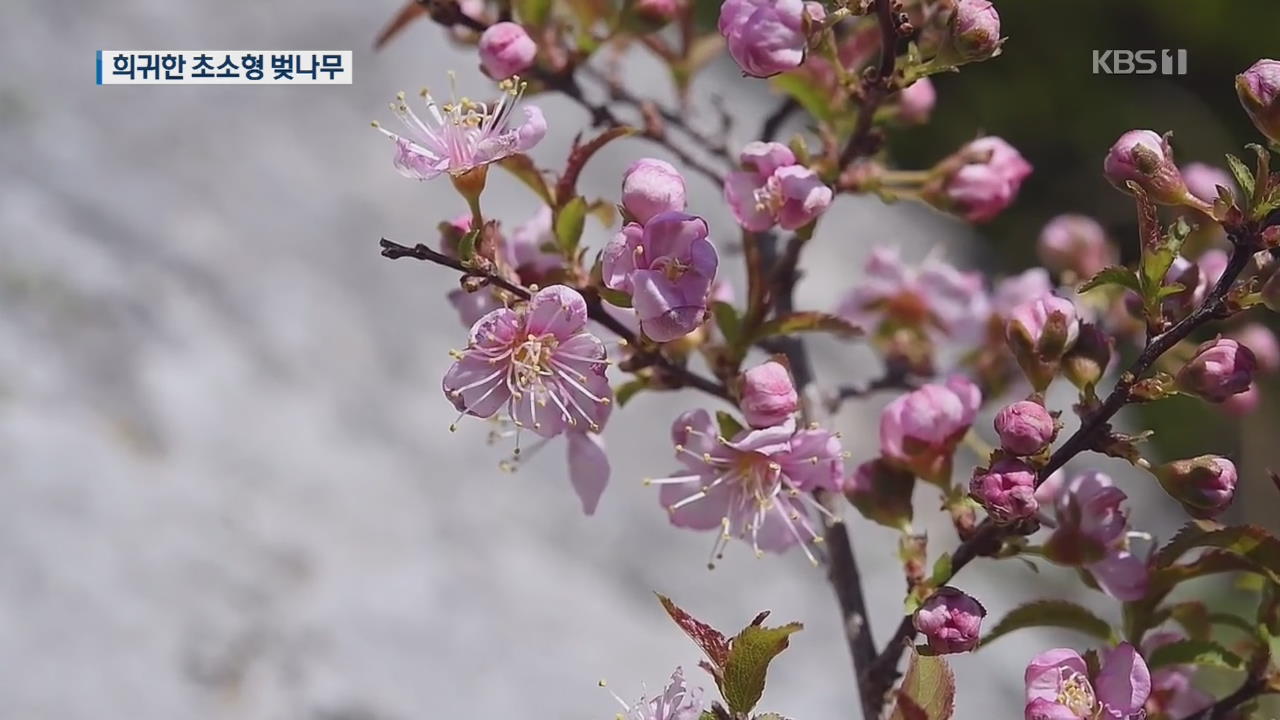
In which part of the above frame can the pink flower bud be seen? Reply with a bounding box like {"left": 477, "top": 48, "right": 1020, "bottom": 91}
{"left": 994, "top": 401, "right": 1057, "bottom": 456}
{"left": 1103, "top": 130, "right": 1194, "bottom": 206}
{"left": 1231, "top": 323, "right": 1280, "bottom": 374}
{"left": 939, "top": 137, "right": 1032, "bottom": 223}
{"left": 622, "top": 159, "right": 688, "bottom": 224}
{"left": 1156, "top": 455, "right": 1238, "bottom": 519}
{"left": 1181, "top": 162, "right": 1234, "bottom": 205}
{"left": 880, "top": 376, "right": 981, "bottom": 483}
{"left": 718, "top": 0, "right": 817, "bottom": 78}
{"left": 969, "top": 458, "right": 1038, "bottom": 524}
{"left": 948, "top": 0, "right": 1002, "bottom": 62}
{"left": 1006, "top": 294, "right": 1080, "bottom": 391}
{"left": 739, "top": 361, "right": 799, "bottom": 428}
{"left": 1221, "top": 383, "right": 1261, "bottom": 417}
{"left": 897, "top": 78, "right": 937, "bottom": 125}
{"left": 478, "top": 22, "right": 537, "bottom": 79}
{"left": 1237, "top": 59, "right": 1280, "bottom": 144}
{"left": 913, "top": 587, "right": 986, "bottom": 654}
{"left": 1037, "top": 214, "right": 1115, "bottom": 278}
{"left": 1176, "top": 337, "right": 1257, "bottom": 403}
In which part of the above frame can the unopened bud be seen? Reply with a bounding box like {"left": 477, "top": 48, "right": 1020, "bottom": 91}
{"left": 1061, "top": 323, "right": 1113, "bottom": 390}
{"left": 913, "top": 587, "right": 986, "bottom": 654}
{"left": 1176, "top": 337, "right": 1257, "bottom": 403}
{"left": 1006, "top": 294, "right": 1080, "bottom": 392}
{"left": 969, "top": 458, "right": 1038, "bottom": 524}
{"left": 1155, "top": 455, "right": 1238, "bottom": 519}
{"left": 478, "top": 22, "right": 537, "bottom": 80}
{"left": 994, "top": 401, "right": 1057, "bottom": 456}
{"left": 739, "top": 360, "right": 799, "bottom": 428}
{"left": 1103, "top": 130, "right": 1196, "bottom": 207}
{"left": 621, "top": 159, "right": 687, "bottom": 224}
{"left": 1237, "top": 59, "right": 1280, "bottom": 144}
{"left": 948, "top": 0, "right": 1002, "bottom": 63}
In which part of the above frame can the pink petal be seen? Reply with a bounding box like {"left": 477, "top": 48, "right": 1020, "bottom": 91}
{"left": 566, "top": 431, "right": 610, "bottom": 515}
{"left": 659, "top": 478, "right": 732, "bottom": 530}
{"left": 525, "top": 285, "right": 588, "bottom": 338}
{"left": 738, "top": 141, "right": 796, "bottom": 178}
{"left": 442, "top": 354, "right": 511, "bottom": 418}
{"left": 1096, "top": 642, "right": 1152, "bottom": 717}
{"left": 514, "top": 105, "right": 546, "bottom": 152}
{"left": 724, "top": 171, "right": 775, "bottom": 231}
{"left": 601, "top": 224, "right": 643, "bottom": 293}
{"left": 1025, "top": 648, "right": 1088, "bottom": 704}
{"left": 643, "top": 212, "right": 710, "bottom": 262}
{"left": 1090, "top": 550, "right": 1149, "bottom": 601}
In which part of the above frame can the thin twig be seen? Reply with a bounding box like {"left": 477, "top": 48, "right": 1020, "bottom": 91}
{"left": 581, "top": 65, "right": 734, "bottom": 162}
{"left": 379, "top": 238, "right": 732, "bottom": 401}
{"left": 838, "top": 0, "right": 901, "bottom": 168}
{"left": 760, "top": 98, "right": 800, "bottom": 143}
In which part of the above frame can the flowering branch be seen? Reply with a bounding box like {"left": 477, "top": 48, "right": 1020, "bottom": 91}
{"left": 379, "top": 238, "right": 732, "bottom": 400}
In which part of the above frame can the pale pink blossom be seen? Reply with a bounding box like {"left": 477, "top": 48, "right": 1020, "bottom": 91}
{"left": 1237, "top": 59, "right": 1280, "bottom": 143}
{"left": 622, "top": 159, "right": 688, "bottom": 224}
{"left": 1181, "top": 162, "right": 1233, "bottom": 205}
{"left": 992, "top": 268, "right": 1054, "bottom": 319}
{"left": 943, "top": 136, "right": 1032, "bottom": 222}
{"left": 914, "top": 587, "right": 986, "bottom": 654}
{"left": 1025, "top": 644, "right": 1151, "bottom": 720}
{"left": 649, "top": 410, "right": 844, "bottom": 563}
{"left": 995, "top": 400, "right": 1057, "bottom": 455}
{"left": 970, "top": 458, "right": 1038, "bottom": 523}
{"left": 1103, "top": 130, "right": 1192, "bottom": 206}
{"left": 1142, "top": 632, "right": 1213, "bottom": 719}
{"left": 1035, "top": 471, "right": 1148, "bottom": 601}
{"left": 374, "top": 77, "right": 546, "bottom": 180}
{"left": 740, "top": 360, "right": 799, "bottom": 428}
{"left": 601, "top": 212, "right": 719, "bottom": 342}
{"left": 615, "top": 668, "right": 703, "bottom": 720}
{"left": 478, "top": 22, "right": 537, "bottom": 79}
{"left": 836, "top": 247, "right": 990, "bottom": 341}
{"left": 1176, "top": 337, "right": 1257, "bottom": 403}
{"left": 718, "top": 0, "right": 820, "bottom": 78}
{"left": 724, "top": 142, "right": 832, "bottom": 231}
{"left": 880, "top": 376, "right": 982, "bottom": 481}
{"left": 897, "top": 78, "right": 937, "bottom": 124}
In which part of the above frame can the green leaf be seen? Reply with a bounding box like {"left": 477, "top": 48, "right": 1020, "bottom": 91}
{"left": 981, "top": 600, "right": 1115, "bottom": 648}
{"left": 769, "top": 73, "right": 834, "bottom": 123}
{"left": 1155, "top": 523, "right": 1280, "bottom": 584}
{"left": 614, "top": 379, "right": 648, "bottom": 407}
{"left": 1139, "top": 217, "right": 1190, "bottom": 311}
{"left": 752, "top": 312, "right": 862, "bottom": 341}
{"left": 888, "top": 650, "right": 956, "bottom": 720}
{"left": 1145, "top": 551, "right": 1266, "bottom": 607}
{"left": 554, "top": 196, "right": 588, "bottom": 254}
{"left": 699, "top": 713, "right": 717, "bottom": 720}
{"left": 1079, "top": 266, "right": 1141, "bottom": 295}
{"left": 598, "top": 286, "right": 632, "bottom": 308}
{"left": 716, "top": 411, "right": 746, "bottom": 440}
{"left": 1146, "top": 639, "right": 1243, "bottom": 671}
{"left": 1226, "top": 152, "right": 1256, "bottom": 202}
{"left": 713, "top": 302, "right": 742, "bottom": 347}
{"left": 1248, "top": 144, "right": 1272, "bottom": 212}
{"left": 656, "top": 594, "right": 731, "bottom": 669}
{"left": 497, "top": 154, "right": 553, "bottom": 206}
{"left": 721, "top": 622, "right": 803, "bottom": 714}
{"left": 929, "top": 554, "right": 953, "bottom": 588}
{"left": 456, "top": 228, "right": 480, "bottom": 262}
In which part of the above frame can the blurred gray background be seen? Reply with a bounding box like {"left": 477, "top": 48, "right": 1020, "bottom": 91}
{"left": 0, "top": 1, "right": 1256, "bottom": 718}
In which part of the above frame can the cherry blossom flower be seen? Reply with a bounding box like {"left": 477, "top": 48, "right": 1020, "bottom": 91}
{"left": 1025, "top": 643, "right": 1151, "bottom": 720}
{"left": 601, "top": 212, "right": 719, "bottom": 342}
{"left": 648, "top": 409, "right": 844, "bottom": 564}
{"left": 373, "top": 76, "right": 546, "bottom": 181}
{"left": 1142, "top": 631, "right": 1213, "bottom": 719}
{"left": 836, "top": 247, "right": 990, "bottom": 342}
{"left": 724, "top": 142, "right": 833, "bottom": 232}
{"left": 718, "top": 0, "right": 823, "bottom": 78}
{"left": 1035, "top": 471, "right": 1149, "bottom": 601}
{"left": 612, "top": 668, "right": 703, "bottom": 720}
{"left": 880, "top": 376, "right": 982, "bottom": 483}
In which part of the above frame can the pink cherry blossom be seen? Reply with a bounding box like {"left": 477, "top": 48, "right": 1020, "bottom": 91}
{"left": 1035, "top": 471, "right": 1148, "bottom": 601}
{"left": 724, "top": 142, "right": 833, "bottom": 232}
{"left": 478, "top": 22, "right": 537, "bottom": 79}
{"left": 836, "top": 247, "right": 990, "bottom": 342}
{"left": 374, "top": 77, "right": 546, "bottom": 180}
{"left": 1176, "top": 337, "right": 1257, "bottom": 403}
{"left": 601, "top": 212, "right": 719, "bottom": 342}
{"left": 970, "top": 458, "right": 1038, "bottom": 523}
{"left": 913, "top": 587, "right": 986, "bottom": 654}
{"left": 994, "top": 400, "right": 1057, "bottom": 455}
{"left": 740, "top": 360, "right": 799, "bottom": 428}
{"left": 622, "top": 158, "right": 688, "bottom": 224}
{"left": 1025, "top": 644, "right": 1151, "bottom": 720}
{"left": 1038, "top": 214, "right": 1116, "bottom": 279}
{"left": 943, "top": 136, "right": 1033, "bottom": 223}
{"left": 1181, "top": 162, "right": 1233, "bottom": 205}
{"left": 614, "top": 668, "right": 703, "bottom": 720}
{"left": 649, "top": 410, "right": 844, "bottom": 564}
{"left": 991, "top": 268, "right": 1054, "bottom": 319}
{"left": 880, "top": 376, "right": 982, "bottom": 481}
{"left": 718, "top": 0, "right": 820, "bottom": 78}
{"left": 442, "top": 285, "right": 611, "bottom": 437}
{"left": 1142, "top": 632, "right": 1213, "bottom": 719}
{"left": 1231, "top": 322, "right": 1280, "bottom": 373}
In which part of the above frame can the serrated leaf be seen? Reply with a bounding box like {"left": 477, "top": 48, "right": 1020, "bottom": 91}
{"left": 752, "top": 312, "right": 862, "bottom": 341}
{"left": 1155, "top": 282, "right": 1187, "bottom": 299}
{"left": 1248, "top": 144, "right": 1272, "bottom": 212}
{"left": 1226, "top": 153, "right": 1256, "bottom": 202}
{"left": 769, "top": 73, "right": 835, "bottom": 124}
{"left": 457, "top": 228, "right": 479, "bottom": 262}
{"left": 554, "top": 196, "right": 588, "bottom": 254}
{"left": 713, "top": 302, "right": 742, "bottom": 346}
{"left": 721, "top": 622, "right": 803, "bottom": 714}
{"left": 1145, "top": 551, "right": 1266, "bottom": 607}
{"left": 1146, "top": 639, "right": 1243, "bottom": 671}
{"left": 888, "top": 650, "right": 956, "bottom": 720}
{"left": 497, "top": 154, "right": 553, "bottom": 206}
{"left": 656, "top": 594, "right": 730, "bottom": 669}
{"left": 981, "top": 600, "right": 1115, "bottom": 648}
{"left": 716, "top": 411, "right": 746, "bottom": 440}
{"left": 1154, "top": 523, "right": 1280, "bottom": 584}
{"left": 1139, "top": 218, "right": 1190, "bottom": 312}
{"left": 1079, "top": 266, "right": 1141, "bottom": 295}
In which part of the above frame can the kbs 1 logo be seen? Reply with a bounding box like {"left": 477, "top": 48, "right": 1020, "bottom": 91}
{"left": 1092, "top": 49, "right": 1188, "bottom": 75}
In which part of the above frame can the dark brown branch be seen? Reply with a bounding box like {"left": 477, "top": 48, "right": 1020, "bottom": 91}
{"left": 838, "top": 0, "right": 902, "bottom": 168}
{"left": 760, "top": 98, "right": 800, "bottom": 142}
{"left": 581, "top": 66, "right": 734, "bottom": 163}
{"left": 864, "top": 233, "right": 1261, "bottom": 703}
{"left": 379, "top": 238, "right": 732, "bottom": 401}
{"left": 1185, "top": 672, "right": 1272, "bottom": 720}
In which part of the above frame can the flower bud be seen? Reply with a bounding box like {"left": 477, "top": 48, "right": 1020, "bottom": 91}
{"left": 739, "top": 360, "right": 799, "bottom": 428}
{"left": 478, "top": 22, "right": 537, "bottom": 80}
{"left": 1037, "top": 214, "right": 1115, "bottom": 279}
{"left": 1155, "top": 455, "right": 1238, "bottom": 519}
{"left": 1232, "top": 323, "right": 1280, "bottom": 374}
{"left": 1176, "top": 337, "right": 1257, "bottom": 403}
{"left": 934, "top": 137, "right": 1033, "bottom": 223}
{"left": 1061, "top": 322, "right": 1113, "bottom": 390}
{"left": 1237, "top": 59, "right": 1280, "bottom": 144}
{"left": 913, "top": 587, "right": 986, "bottom": 654}
{"left": 969, "top": 458, "right": 1038, "bottom": 524}
{"left": 1103, "top": 130, "right": 1195, "bottom": 207}
{"left": 948, "top": 0, "right": 1002, "bottom": 63}
{"left": 621, "top": 159, "right": 688, "bottom": 224}
{"left": 897, "top": 78, "right": 937, "bottom": 125}
{"left": 1222, "top": 383, "right": 1261, "bottom": 417}
{"left": 718, "top": 0, "right": 819, "bottom": 78}
{"left": 1181, "top": 162, "right": 1234, "bottom": 206}
{"left": 994, "top": 401, "right": 1057, "bottom": 456}
{"left": 1006, "top": 294, "right": 1080, "bottom": 391}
